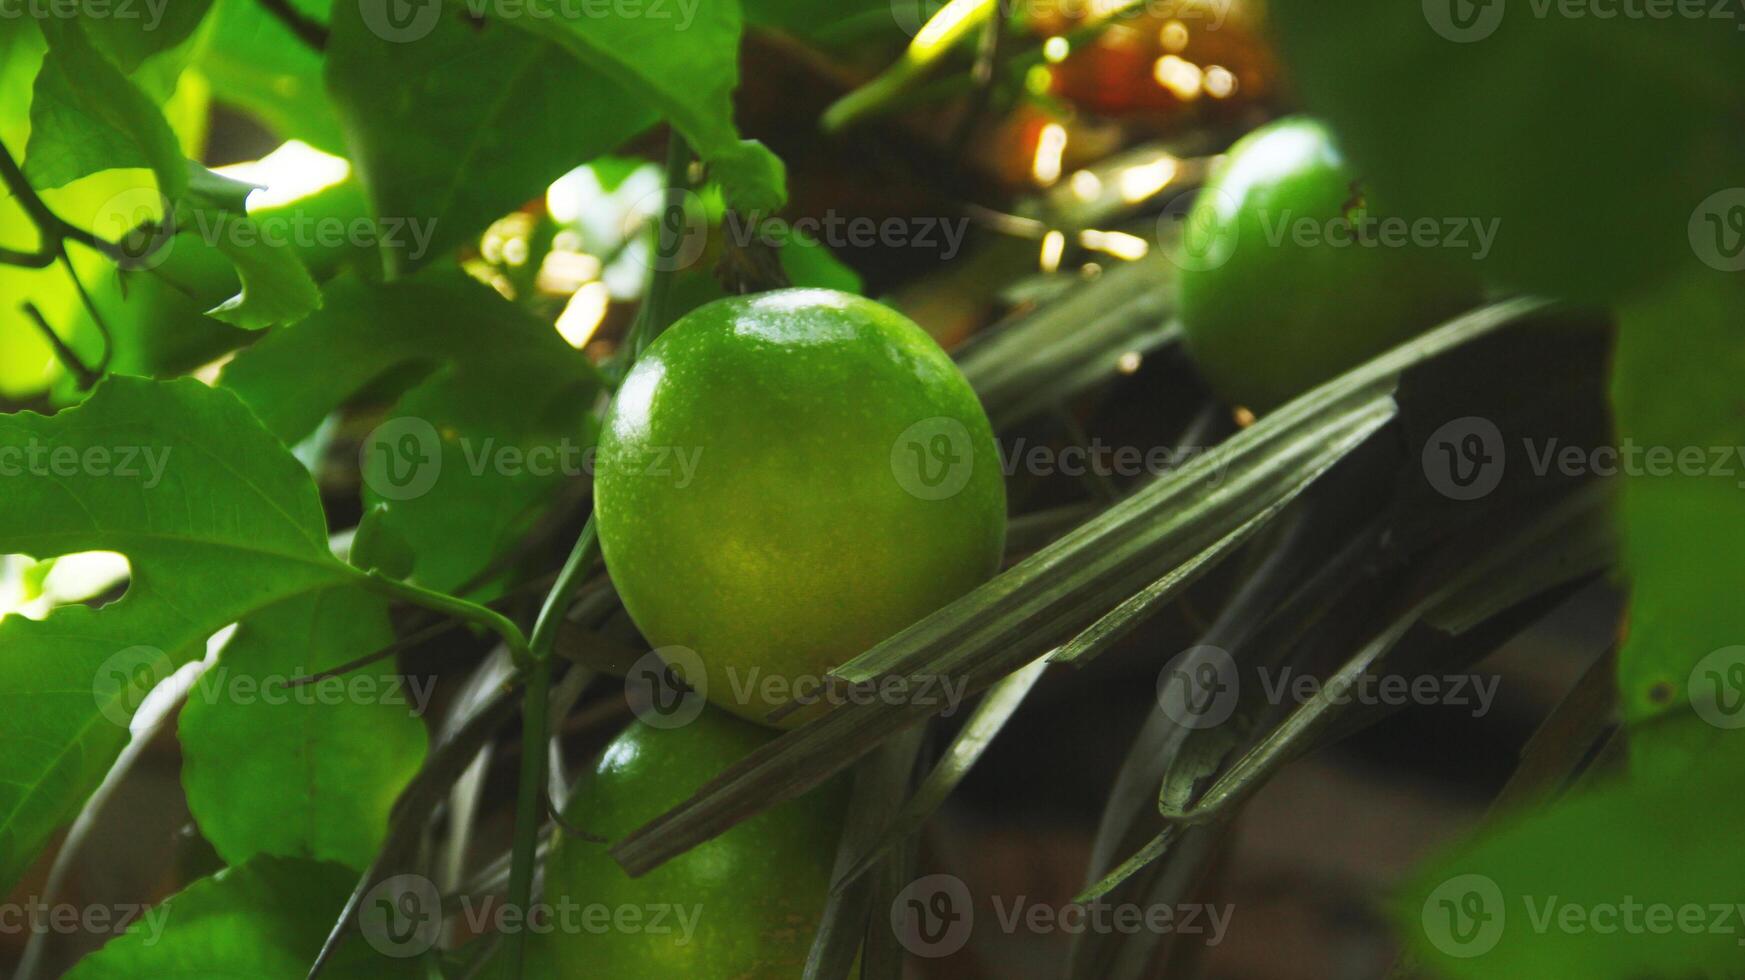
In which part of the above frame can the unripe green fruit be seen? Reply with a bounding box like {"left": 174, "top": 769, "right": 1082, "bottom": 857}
{"left": 1176, "top": 116, "right": 1482, "bottom": 411}
{"left": 594, "top": 288, "right": 1006, "bottom": 727}
{"left": 543, "top": 708, "right": 849, "bottom": 978}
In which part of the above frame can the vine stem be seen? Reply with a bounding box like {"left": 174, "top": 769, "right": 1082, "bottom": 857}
{"left": 500, "top": 130, "right": 693, "bottom": 979}
{"left": 358, "top": 571, "right": 532, "bottom": 666}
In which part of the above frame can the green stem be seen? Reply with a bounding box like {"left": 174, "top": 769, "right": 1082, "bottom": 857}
{"left": 624, "top": 132, "right": 694, "bottom": 364}
{"left": 358, "top": 570, "right": 531, "bottom": 666}
{"left": 502, "top": 130, "right": 693, "bottom": 979}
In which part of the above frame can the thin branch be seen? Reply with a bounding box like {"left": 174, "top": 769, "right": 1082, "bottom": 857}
{"left": 256, "top": 0, "right": 330, "bottom": 51}
{"left": 57, "top": 249, "right": 114, "bottom": 379}
{"left": 286, "top": 617, "right": 456, "bottom": 687}
{"left": 0, "top": 140, "right": 172, "bottom": 269}
{"left": 20, "top": 303, "right": 100, "bottom": 389}
{"left": 949, "top": 0, "right": 1010, "bottom": 159}
{"left": 0, "top": 244, "right": 54, "bottom": 268}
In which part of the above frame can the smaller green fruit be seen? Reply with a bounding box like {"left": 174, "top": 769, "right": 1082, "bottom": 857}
{"left": 1175, "top": 116, "right": 1482, "bottom": 411}
{"left": 544, "top": 708, "right": 849, "bottom": 979}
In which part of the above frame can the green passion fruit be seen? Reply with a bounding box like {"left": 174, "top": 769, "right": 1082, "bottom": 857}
{"left": 594, "top": 288, "right": 1006, "bottom": 727}
{"left": 1175, "top": 116, "right": 1482, "bottom": 411}
{"left": 543, "top": 708, "right": 850, "bottom": 978}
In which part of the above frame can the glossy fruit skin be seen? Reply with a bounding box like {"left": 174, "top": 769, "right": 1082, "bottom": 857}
{"left": 543, "top": 709, "right": 849, "bottom": 979}
{"left": 594, "top": 288, "right": 1006, "bottom": 727}
{"left": 1176, "top": 116, "right": 1481, "bottom": 411}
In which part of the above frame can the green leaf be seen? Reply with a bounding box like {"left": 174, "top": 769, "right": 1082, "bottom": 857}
{"left": 325, "top": 4, "right": 655, "bottom": 274}
{"left": 80, "top": 0, "right": 218, "bottom": 73}
{"left": 179, "top": 588, "right": 428, "bottom": 870}
{"left": 487, "top": 0, "right": 786, "bottom": 212}
{"left": 195, "top": 0, "right": 346, "bottom": 154}
{"left": 0, "top": 376, "right": 367, "bottom": 892}
{"left": 1398, "top": 725, "right": 1745, "bottom": 979}
{"left": 220, "top": 272, "right": 603, "bottom": 592}
{"left": 175, "top": 202, "right": 325, "bottom": 329}
{"left": 23, "top": 18, "right": 188, "bottom": 200}
{"left": 1268, "top": 0, "right": 1740, "bottom": 301}
{"left": 1610, "top": 272, "right": 1745, "bottom": 765}
{"left": 64, "top": 856, "right": 419, "bottom": 978}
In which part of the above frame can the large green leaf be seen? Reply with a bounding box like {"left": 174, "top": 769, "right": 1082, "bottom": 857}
{"left": 179, "top": 589, "right": 427, "bottom": 870}
{"left": 0, "top": 376, "right": 368, "bottom": 892}
{"left": 1399, "top": 721, "right": 1745, "bottom": 979}
{"left": 485, "top": 0, "right": 786, "bottom": 212}
{"left": 1610, "top": 272, "right": 1745, "bottom": 767}
{"left": 195, "top": 0, "right": 345, "bottom": 154}
{"left": 1269, "top": 0, "right": 1739, "bottom": 301}
{"left": 23, "top": 18, "right": 187, "bottom": 200}
{"left": 64, "top": 857, "right": 419, "bottom": 978}
{"left": 220, "top": 272, "right": 603, "bottom": 592}
{"left": 325, "top": 4, "right": 654, "bottom": 275}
